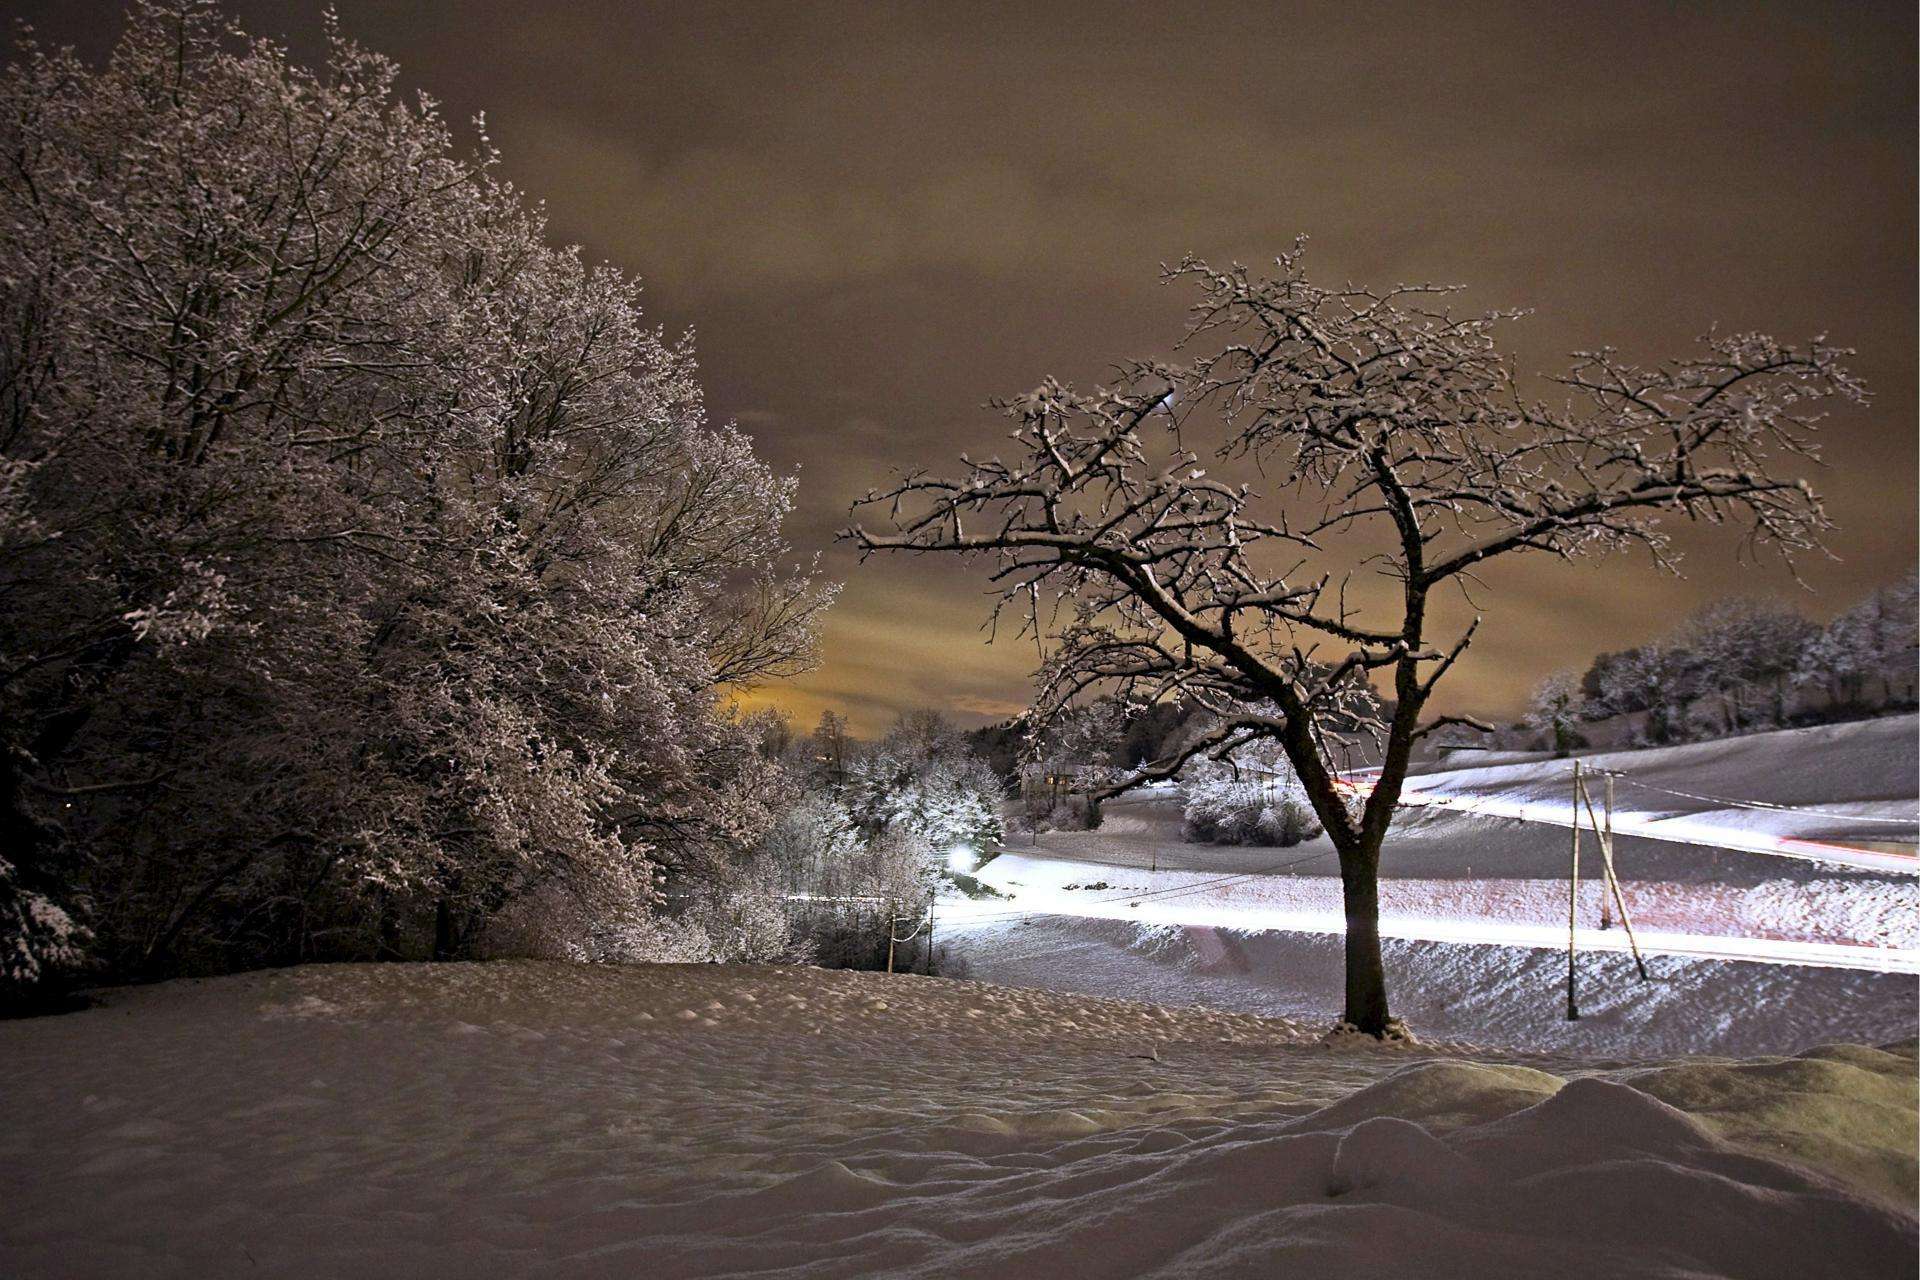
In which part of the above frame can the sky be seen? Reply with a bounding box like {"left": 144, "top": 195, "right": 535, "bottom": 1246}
{"left": 14, "top": 1, "right": 1917, "bottom": 736}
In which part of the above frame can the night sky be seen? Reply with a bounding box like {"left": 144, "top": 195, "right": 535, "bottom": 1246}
{"left": 15, "top": 1, "right": 1916, "bottom": 735}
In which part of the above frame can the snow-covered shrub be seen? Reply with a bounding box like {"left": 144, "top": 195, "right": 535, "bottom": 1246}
{"left": 686, "top": 889, "right": 801, "bottom": 964}
{"left": 1181, "top": 761, "right": 1321, "bottom": 847}
{"left": 1045, "top": 792, "right": 1104, "bottom": 831}
{"left": 0, "top": 852, "right": 91, "bottom": 1000}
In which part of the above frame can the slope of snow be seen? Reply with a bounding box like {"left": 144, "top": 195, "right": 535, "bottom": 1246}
{"left": 1025, "top": 783, "right": 1914, "bottom": 887}
{"left": 0, "top": 961, "right": 1912, "bottom": 1278}
{"left": 944, "top": 915, "right": 1917, "bottom": 1059}
{"left": 1404, "top": 715, "right": 1919, "bottom": 861}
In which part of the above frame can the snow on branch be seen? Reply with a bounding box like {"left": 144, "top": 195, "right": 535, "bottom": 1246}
{"left": 845, "top": 244, "right": 1858, "bottom": 859}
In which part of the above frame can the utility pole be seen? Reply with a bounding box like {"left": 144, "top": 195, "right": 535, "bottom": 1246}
{"left": 1566, "top": 760, "right": 1582, "bottom": 1021}
{"left": 1582, "top": 772, "right": 1649, "bottom": 982}
{"left": 1598, "top": 770, "right": 1613, "bottom": 931}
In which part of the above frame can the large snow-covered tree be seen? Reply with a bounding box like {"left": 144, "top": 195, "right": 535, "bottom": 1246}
{"left": 850, "top": 244, "right": 1860, "bottom": 1035}
{"left": 1523, "top": 673, "right": 1586, "bottom": 755}
{"left": 0, "top": 2, "right": 829, "bottom": 996}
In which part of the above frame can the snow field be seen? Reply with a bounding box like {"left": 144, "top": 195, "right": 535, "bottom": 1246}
{"left": 1, "top": 961, "right": 1913, "bottom": 1278}
{"left": 1402, "top": 714, "right": 1920, "bottom": 863}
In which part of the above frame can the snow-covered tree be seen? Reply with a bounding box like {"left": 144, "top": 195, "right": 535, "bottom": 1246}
{"left": 1585, "top": 642, "right": 1700, "bottom": 744}
{"left": 1523, "top": 673, "right": 1586, "bottom": 756}
{"left": 845, "top": 713, "right": 1005, "bottom": 856}
{"left": 1179, "top": 739, "right": 1322, "bottom": 847}
{"left": 806, "top": 711, "right": 853, "bottom": 786}
{"left": 851, "top": 244, "right": 1858, "bottom": 1035}
{"left": 1799, "top": 574, "right": 1919, "bottom": 708}
{"left": 0, "top": 2, "right": 829, "bottom": 997}
{"left": 1018, "top": 698, "right": 1128, "bottom": 828}
{"left": 1676, "top": 597, "right": 1817, "bottom": 731}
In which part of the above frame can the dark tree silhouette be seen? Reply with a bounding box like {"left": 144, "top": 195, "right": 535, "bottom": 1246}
{"left": 849, "top": 244, "right": 1861, "bottom": 1035}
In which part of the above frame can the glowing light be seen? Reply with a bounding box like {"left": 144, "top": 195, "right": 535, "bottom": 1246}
{"left": 945, "top": 845, "right": 975, "bottom": 874}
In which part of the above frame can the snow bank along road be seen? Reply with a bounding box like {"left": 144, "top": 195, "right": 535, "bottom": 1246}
{"left": 1, "top": 962, "right": 1914, "bottom": 1278}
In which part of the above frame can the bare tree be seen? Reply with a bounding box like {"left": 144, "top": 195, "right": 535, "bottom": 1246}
{"left": 848, "top": 244, "right": 1860, "bottom": 1035}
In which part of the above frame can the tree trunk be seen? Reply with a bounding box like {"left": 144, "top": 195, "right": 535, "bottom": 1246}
{"left": 433, "top": 897, "right": 457, "bottom": 961}
{"left": 1337, "top": 842, "right": 1390, "bottom": 1034}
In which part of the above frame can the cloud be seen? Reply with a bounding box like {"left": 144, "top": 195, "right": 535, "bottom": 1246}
{"left": 19, "top": 0, "right": 1909, "bottom": 732}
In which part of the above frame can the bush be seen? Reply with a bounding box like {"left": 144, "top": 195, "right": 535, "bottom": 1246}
{"left": 1043, "top": 793, "right": 1104, "bottom": 831}
{"left": 1181, "top": 773, "right": 1321, "bottom": 847}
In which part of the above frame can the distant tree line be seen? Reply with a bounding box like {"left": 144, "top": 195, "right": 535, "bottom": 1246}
{"left": 1522, "top": 576, "right": 1917, "bottom": 754}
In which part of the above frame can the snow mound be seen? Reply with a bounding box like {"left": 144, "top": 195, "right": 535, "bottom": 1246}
{"left": 1621, "top": 1037, "right": 1919, "bottom": 1207}
{"left": 1327, "top": 1115, "right": 1478, "bottom": 1196}
{"left": 1300, "top": 1059, "right": 1566, "bottom": 1133}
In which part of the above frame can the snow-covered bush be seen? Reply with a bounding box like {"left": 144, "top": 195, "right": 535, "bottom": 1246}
{"left": 0, "top": 851, "right": 91, "bottom": 1000}
{"left": 1180, "top": 761, "right": 1321, "bottom": 847}
{"left": 686, "top": 889, "right": 801, "bottom": 965}
{"left": 482, "top": 879, "right": 712, "bottom": 964}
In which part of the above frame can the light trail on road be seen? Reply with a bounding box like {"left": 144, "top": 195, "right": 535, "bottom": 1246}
{"left": 942, "top": 880, "right": 1920, "bottom": 974}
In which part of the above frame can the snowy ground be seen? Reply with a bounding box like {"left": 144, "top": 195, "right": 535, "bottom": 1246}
{"left": 950, "top": 716, "right": 1917, "bottom": 1056}
{"left": 958, "top": 848, "right": 1918, "bottom": 968}
{"left": 1413, "top": 714, "right": 1919, "bottom": 841}
{"left": 1, "top": 962, "right": 1914, "bottom": 1278}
